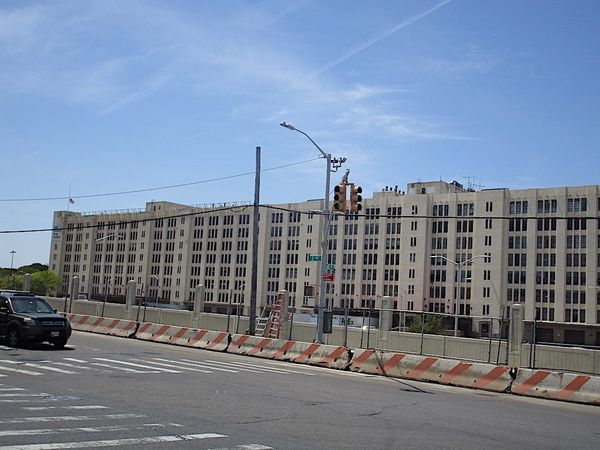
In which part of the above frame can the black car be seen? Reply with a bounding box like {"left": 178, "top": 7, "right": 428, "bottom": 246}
{"left": 0, "top": 294, "right": 72, "bottom": 348}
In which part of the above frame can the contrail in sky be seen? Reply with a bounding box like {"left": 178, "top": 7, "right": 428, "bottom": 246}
{"left": 285, "top": 0, "right": 453, "bottom": 92}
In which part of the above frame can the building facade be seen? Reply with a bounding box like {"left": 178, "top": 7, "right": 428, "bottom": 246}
{"left": 49, "top": 180, "right": 600, "bottom": 328}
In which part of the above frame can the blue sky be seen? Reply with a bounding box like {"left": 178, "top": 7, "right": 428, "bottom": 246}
{"left": 1, "top": 0, "right": 599, "bottom": 266}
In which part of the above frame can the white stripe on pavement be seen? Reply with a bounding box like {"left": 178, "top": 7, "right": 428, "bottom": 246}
{"left": 0, "top": 387, "right": 26, "bottom": 392}
{"left": 89, "top": 362, "right": 157, "bottom": 374}
{"left": 130, "top": 359, "right": 212, "bottom": 373}
{"left": 238, "top": 445, "right": 274, "bottom": 450}
{"left": 172, "top": 358, "right": 240, "bottom": 373}
{"left": 51, "top": 362, "right": 101, "bottom": 371}
{"left": 62, "top": 358, "right": 88, "bottom": 363}
{"left": 0, "top": 432, "right": 227, "bottom": 449}
{"left": 22, "top": 406, "right": 109, "bottom": 411}
{"left": 0, "top": 413, "right": 145, "bottom": 424}
{"left": 0, "top": 423, "right": 174, "bottom": 437}
{"left": 206, "top": 360, "right": 297, "bottom": 375}
{"left": 92, "top": 358, "right": 181, "bottom": 373}
{"left": 1, "top": 361, "right": 79, "bottom": 375}
{"left": 153, "top": 358, "right": 237, "bottom": 373}
{"left": 0, "top": 365, "right": 42, "bottom": 376}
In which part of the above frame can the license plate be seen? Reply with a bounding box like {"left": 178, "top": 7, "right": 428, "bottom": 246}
{"left": 51, "top": 331, "right": 60, "bottom": 337}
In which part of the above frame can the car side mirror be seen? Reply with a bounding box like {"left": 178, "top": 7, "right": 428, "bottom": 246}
{"left": 53, "top": 309, "right": 57, "bottom": 313}
{"left": 0, "top": 306, "right": 8, "bottom": 313}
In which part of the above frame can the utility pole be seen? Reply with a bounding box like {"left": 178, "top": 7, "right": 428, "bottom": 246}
{"left": 249, "top": 146, "right": 261, "bottom": 335}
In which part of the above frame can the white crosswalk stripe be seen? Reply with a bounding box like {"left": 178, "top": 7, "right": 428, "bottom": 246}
{"left": 0, "top": 433, "right": 227, "bottom": 449}
{"left": 92, "top": 358, "right": 182, "bottom": 373}
{"left": 0, "top": 360, "right": 78, "bottom": 375}
{"left": 0, "top": 384, "right": 272, "bottom": 450}
{"left": 0, "top": 355, "right": 317, "bottom": 378}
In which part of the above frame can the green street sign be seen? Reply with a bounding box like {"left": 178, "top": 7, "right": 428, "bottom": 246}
{"left": 309, "top": 255, "right": 322, "bottom": 262}
{"left": 326, "top": 263, "right": 335, "bottom": 270}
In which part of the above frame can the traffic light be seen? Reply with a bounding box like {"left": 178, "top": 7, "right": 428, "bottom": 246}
{"left": 350, "top": 184, "right": 363, "bottom": 213}
{"left": 333, "top": 184, "right": 347, "bottom": 211}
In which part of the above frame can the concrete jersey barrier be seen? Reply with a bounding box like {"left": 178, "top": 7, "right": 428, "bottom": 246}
{"left": 350, "top": 348, "right": 512, "bottom": 393}
{"left": 227, "top": 335, "right": 351, "bottom": 369}
{"left": 135, "top": 322, "right": 229, "bottom": 352}
{"left": 511, "top": 368, "right": 600, "bottom": 405}
{"left": 67, "top": 314, "right": 137, "bottom": 337}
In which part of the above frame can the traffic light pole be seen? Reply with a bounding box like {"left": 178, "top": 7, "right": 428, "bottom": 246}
{"left": 316, "top": 154, "right": 332, "bottom": 343}
{"left": 280, "top": 122, "right": 345, "bottom": 343}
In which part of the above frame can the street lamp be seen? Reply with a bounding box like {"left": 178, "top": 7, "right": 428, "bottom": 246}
{"left": 142, "top": 275, "right": 160, "bottom": 322}
{"left": 280, "top": 122, "right": 346, "bottom": 343}
{"left": 430, "top": 254, "right": 490, "bottom": 337}
{"left": 95, "top": 234, "right": 124, "bottom": 316}
{"left": 9, "top": 250, "right": 16, "bottom": 288}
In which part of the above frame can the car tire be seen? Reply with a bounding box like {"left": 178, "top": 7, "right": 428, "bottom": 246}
{"left": 7, "top": 327, "right": 20, "bottom": 347}
{"left": 52, "top": 338, "right": 68, "bottom": 349}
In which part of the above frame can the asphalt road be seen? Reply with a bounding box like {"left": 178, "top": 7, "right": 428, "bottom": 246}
{"left": 1, "top": 331, "right": 599, "bottom": 449}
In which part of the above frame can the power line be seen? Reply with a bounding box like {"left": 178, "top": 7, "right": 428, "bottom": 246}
{"left": 0, "top": 203, "right": 597, "bottom": 235}
{"left": 0, "top": 157, "right": 320, "bottom": 203}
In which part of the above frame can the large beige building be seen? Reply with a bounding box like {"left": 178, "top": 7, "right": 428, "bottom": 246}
{"left": 50, "top": 180, "right": 600, "bottom": 331}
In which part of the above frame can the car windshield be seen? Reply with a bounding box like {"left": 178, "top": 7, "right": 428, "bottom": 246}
{"left": 11, "top": 298, "right": 54, "bottom": 314}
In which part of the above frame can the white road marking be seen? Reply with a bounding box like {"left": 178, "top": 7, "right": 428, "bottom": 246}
{"left": 0, "top": 387, "right": 26, "bottom": 391}
{"left": 208, "top": 360, "right": 297, "bottom": 375}
{"left": 0, "top": 432, "right": 227, "bottom": 449}
{"left": 89, "top": 362, "right": 158, "bottom": 374}
{"left": 0, "top": 393, "right": 48, "bottom": 398}
{"left": 0, "top": 360, "right": 78, "bottom": 375}
{"left": 238, "top": 445, "right": 274, "bottom": 450}
{"left": 195, "top": 360, "right": 264, "bottom": 373}
{"left": 130, "top": 358, "right": 212, "bottom": 373}
{"left": 175, "top": 358, "right": 241, "bottom": 373}
{"left": 0, "top": 423, "right": 173, "bottom": 437}
{"left": 51, "top": 362, "right": 101, "bottom": 371}
{"left": 62, "top": 358, "right": 88, "bottom": 363}
{"left": 0, "top": 364, "right": 42, "bottom": 376}
{"left": 22, "top": 406, "right": 109, "bottom": 411}
{"left": 153, "top": 358, "right": 235, "bottom": 373}
{"left": 92, "top": 358, "right": 181, "bottom": 373}
{"left": 0, "top": 413, "right": 146, "bottom": 424}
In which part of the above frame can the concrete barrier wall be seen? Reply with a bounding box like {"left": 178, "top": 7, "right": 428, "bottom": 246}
{"left": 45, "top": 297, "right": 599, "bottom": 375}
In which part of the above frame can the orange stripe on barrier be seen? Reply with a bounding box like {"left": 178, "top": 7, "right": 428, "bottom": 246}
{"left": 512, "top": 370, "right": 551, "bottom": 394}
{"left": 380, "top": 353, "right": 406, "bottom": 375}
{"left": 552, "top": 375, "right": 591, "bottom": 401}
{"left": 206, "top": 332, "right": 228, "bottom": 350}
{"left": 350, "top": 350, "right": 375, "bottom": 368}
{"left": 439, "top": 362, "right": 472, "bottom": 384}
{"left": 407, "top": 357, "right": 438, "bottom": 379}
{"left": 229, "top": 335, "right": 250, "bottom": 351}
{"left": 294, "top": 343, "right": 320, "bottom": 363}
{"left": 122, "top": 321, "right": 136, "bottom": 331}
{"left": 105, "top": 319, "right": 120, "bottom": 330}
{"left": 91, "top": 317, "right": 105, "bottom": 327}
{"left": 273, "top": 340, "right": 296, "bottom": 359}
{"left": 319, "top": 347, "right": 347, "bottom": 365}
{"left": 137, "top": 323, "right": 154, "bottom": 334}
{"left": 474, "top": 366, "right": 510, "bottom": 388}
{"left": 170, "top": 327, "right": 190, "bottom": 342}
{"left": 153, "top": 325, "right": 171, "bottom": 338}
{"left": 72, "top": 315, "right": 91, "bottom": 325}
{"left": 247, "top": 338, "right": 273, "bottom": 356}
{"left": 188, "top": 330, "right": 208, "bottom": 346}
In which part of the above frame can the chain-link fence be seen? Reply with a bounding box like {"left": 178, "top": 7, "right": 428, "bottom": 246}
{"left": 524, "top": 320, "right": 600, "bottom": 375}
{"left": 338, "top": 309, "right": 509, "bottom": 365}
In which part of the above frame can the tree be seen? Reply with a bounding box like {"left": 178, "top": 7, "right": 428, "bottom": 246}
{"left": 407, "top": 314, "right": 446, "bottom": 335}
{"left": 31, "top": 271, "right": 62, "bottom": 296}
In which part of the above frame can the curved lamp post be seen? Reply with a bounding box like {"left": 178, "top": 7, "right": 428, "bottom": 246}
{"left": 280, "top": 122, "right": 346, "bottom": 343}
{"left": 430, "top": 254, "right": 490, "bottom": 336}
